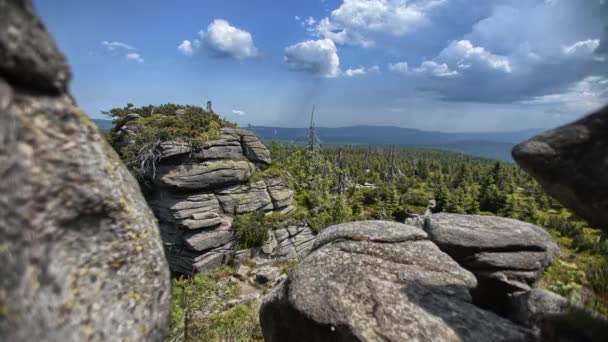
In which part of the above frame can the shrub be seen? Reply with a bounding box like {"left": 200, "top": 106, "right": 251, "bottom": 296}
{"left": 233, "top": 212, "right": 269, "bottom": 248}
{"left": 587, "top": 260, "right": 608, "bottom": 296}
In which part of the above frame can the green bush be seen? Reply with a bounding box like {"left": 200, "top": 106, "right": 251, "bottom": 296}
{"left": 587, "top": 260, "right": 608, "bottom": 296}
{"left": 233, "top": 212, "right": 269, "bottom": 248}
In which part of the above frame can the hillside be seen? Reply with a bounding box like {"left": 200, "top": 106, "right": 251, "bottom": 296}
{"left": 93, "top": 120, "right": 539, "bottom": 161}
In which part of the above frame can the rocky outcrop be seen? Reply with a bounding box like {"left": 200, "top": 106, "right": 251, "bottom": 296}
{"left": 265, "top": 221, "right": 316, "bottom": 262}
{"left": 422, "top": 213, "right": 559, "bottom": 315}
{"left": 147, "top": 128, "right": 295, "bottom": 274}
{"left": 0, "top": 1, "right": 170, "bottom": 340}
{"left": 512, "top": 106, "right": 608, "bottom": 240}
{"left": 260, "top": 221, "right": 534, "bottom": 342}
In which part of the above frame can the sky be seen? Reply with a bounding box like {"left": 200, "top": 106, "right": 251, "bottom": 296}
{"left": 34, "top": 0, "right": 608, "bottom": 132}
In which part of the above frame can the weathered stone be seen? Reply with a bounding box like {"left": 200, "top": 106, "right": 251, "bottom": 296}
{"left": 193, "top": 253, "right": 224, "bottom": 272}
{"left": 508, "top": 289, "right": 569, "bottom": 331}
{"left": 254, "top": 266, "right": 282, "bottom": 284}
{"left": 184, "top": 230, "right": 233, "bottom": 252}
{"left": 423, "top": 213, "right": 560, "bottom": 315}
{"left": 260, "top": 221, "right": 533, "bottom": 342}
{"left": 174, "top": 109, "right": 186, "bottom": 116}
{"left": 235, "top": 265, "right": 251, "bottom": 281}
{"left": 124, "top": 113, "right": 142, "bottom": 122}
{"left": 235, "top": 128, "right": 272, "bottom": 167}
{"left": 181, "top": 217, "right": 223, "bottom": 230}
{"left": 0, "top": 0, "right": 71, "bottom": 93}
{"left": 512, "top": 106, "right": 608, "bottom": 239}
{"left": 216, "top": 180, "right": 274, "bottom": 214}
{"left": 265, "top": 177, "right": 294, "bottom": 209}
{"left": 156, "top": 160, "right": 256, "bottom": 190}
{"left": 159, "top": 141, "right": 192, "bottom": 159}
{"left": 262, "top": 229, "right": 278, "bottom": 254}
{"left": 0, "top": 2, "right": 170, "bottom": 340}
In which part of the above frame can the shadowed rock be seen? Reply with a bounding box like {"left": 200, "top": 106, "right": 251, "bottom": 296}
{"left": 0, "top": 1, "right": 170, "bottom": 340}
{"left": 512, "top": 105, "right": 608, "bottom": 239}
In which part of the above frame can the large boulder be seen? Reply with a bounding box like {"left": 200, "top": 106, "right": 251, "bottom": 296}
{"left": 512, "top": 106, "right": 608, "bottom": 239}
{"left": 260, "top": 221, "right": 533, "bottom": 342}
{"left": 0, "top": 1, "right": 170, "bottom": 340}
{"left": 156, "top": 160, "right": 256, "bottom": 190}
{"left": 422, "top": 213, "right": 559, "bottom": 314}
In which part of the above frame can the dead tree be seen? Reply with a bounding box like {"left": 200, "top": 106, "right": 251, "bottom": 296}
{"left": 335, "top": 147, "right": 348, "bottom": 194}
{"left": 206, "top": 100, "right": 214, "bottom": 113}
{"left": 308, "top": 105, "right": 317, "bottom": 151}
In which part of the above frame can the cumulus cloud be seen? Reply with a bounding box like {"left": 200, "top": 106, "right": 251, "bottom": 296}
{"left": 316, "top": 0, "right": 447, "bottom": 47}
{"left": 178, "top": 39, "right": 200, "bottom": 56}
{"left": 438, "top": 40, "right": 512, "bottom": 73}
{"left": 344, "top": 65, "right": 380, "bottom": 77}
{"left": 232, "top": 109, "right": 246, "bottom": 116}
{"left": 284, "top": 39, "right": 340, "bottom": 78}
{"left": 562, "top": 39, "right": 600, "bottom": 57}
{"left": 101, "top": 41, "right": 135, "bottom": 51}
{"left": 521, "top": 75, "right": 608, "bottom": 112}
{"left": 200, "top": 19, "right": 258, "bottom": 60}
{"left": 125, "top": 52, "right": 144, "bottom": 63}
{"left": 414, "top": 61, "right": 459, "bottom": 78}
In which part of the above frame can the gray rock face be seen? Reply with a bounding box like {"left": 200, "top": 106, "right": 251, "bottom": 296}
{"left": 141, "top": 128, "right": 295, "bottom": 274}
{"left": 423, "top": 213, "right": 559, "bottom": 314}
{"left": 264, "top": 222, "right": 316, "bottom": 261}
{"left": 156, "top": 160, "right": 256, "bottom": 190}
{"left": 508, "top": 289, "right": 569, "bottom": 333}
{"left": 0, "top": 1, "right": 170, "bottom": 340}
{"left": 512, "top": 106, "right": 608, "bottom": 238}
{"left": 260, "top": 221, "right": 533, "bottom": 342}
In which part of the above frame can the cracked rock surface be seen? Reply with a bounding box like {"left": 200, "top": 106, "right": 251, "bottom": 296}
{"left": 260, "top": 221, "right": 534, "bottom": 342}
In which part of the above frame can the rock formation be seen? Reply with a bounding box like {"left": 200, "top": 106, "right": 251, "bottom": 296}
{"left": 260, "top": 221, "right": 534, "bottom": 342}
{"left": 144, "top": 128, "right": 296, "bottom": 274}
{"left": 0, "top": 1, "right": 170, "bottom": 340}
{"left": 421, "top": 213, "right": 560, "bottom": 314}
{"left": 512, "top": 105, "right": 608, "bottom": 241}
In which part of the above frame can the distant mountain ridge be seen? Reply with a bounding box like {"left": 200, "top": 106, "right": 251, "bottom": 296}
{"left": 93, "top": 119, "right": 541, "bottom": 162}
{"left": 247, "top": 125, "right": 542, "bottom": 162}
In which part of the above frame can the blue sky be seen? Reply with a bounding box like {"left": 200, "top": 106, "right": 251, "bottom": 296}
{"left": 35, "top": 0, "right": 607, "bottom": 131}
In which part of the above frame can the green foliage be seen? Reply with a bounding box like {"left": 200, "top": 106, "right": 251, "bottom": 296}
{"left": 105, "top": 103, "right": 235, "bottom": 175}
{"left": 167, "top": 267, "right": 263, "bottom": 342}
{"left": 544, "top": 260, "right": 586, "bottom": 301}
{"left": 587, "top": 260, "right": 608, "bottom": 297}
{"left": 233, "top": 212, "right": 268, "bottom": 249}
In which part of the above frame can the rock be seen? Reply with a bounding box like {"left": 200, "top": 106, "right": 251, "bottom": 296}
{"left": 193, "top": 253, "right": 224, "bottom": 272}
{"left": 158, "top": 141, "right": 192, "bottom": 159}
{"left": 423, "top": 213, "right": 560, "bottom": 315}
{"left": 234, "top": 128, "right": 272, "bottom": 168}
{"left": 174, "top": 109, "right": 186, "bottom": 116}
{"left": 268, "top": 223, "right": 316, "bottom": 261}
{"left": 184, "top": 230, "right": 233, "bottom": 252}
{"left": 509, "top": 289, "right": 608, "bottom": 341}
{"left": 253, "top": 266, "right": 282, "bottom": 284}
{"left": 262, "top": 229, "right": 278, "bottom": 254}
{"left": 236, "top": 265, "right": 251, "bottom": 280}
{"left": 260, "top": 221, "right": 533, "bottom": 342}
{"left": 124, "top": 113, "right": 142, "bottom": 122}
{"left": 156, "top": 160, "right": 256, "bottom": 190}
{"left": 0, "top": 0, "right": 71, "bottom": 93}
{"left": 508, "top": 289, "right": 569, "bottom": 332}
{"left": 266, "top": 177, "right": 295, "bottom": 209}
{"left": 216, "top": 180, "right": 274, "bottom": 214}
{"left": 234, "top": 248, "right": 253, "bottom": 264}
{"left": 512, "top": 106, "right": 608, "bottom": 238}
{"left": 0, "top": 1, "right": 170, "bottom": 340}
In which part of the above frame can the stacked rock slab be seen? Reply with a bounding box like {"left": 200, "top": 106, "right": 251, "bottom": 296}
{"left": 260, "top": 221, "right": 534, "bottom": 342}
{"left": 0, "top": 1, "right": 170, "bottom": 340}
{"left": 146, "top": 128, "right": 295, "bottom": 274}
{"left": 421, "top": 213, "right": 560, "bottom": 315}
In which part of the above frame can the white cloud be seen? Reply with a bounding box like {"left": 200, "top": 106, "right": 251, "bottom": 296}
{"left": 562, "top": 39, "right": 600, "bottom": 57}
{"left": 438, "top": 40, "right": 512, "bottom": 73}
{"left": 306, "top": 16, "right": 316, "bottom": 26}
{"left": 101, "top": 41, "right": 135, "bottom": 51}
{"left": 178, "top": 40, "right": 195, "bottom": 56}
{"left": 344, "top": 65, "right": 380, "bottom": 77}
{"left": 284, "top": 39, "right": 340, "bottom": 78}
{"left": 414, "top": 61, "right": 459, "bottom": 78}
{"left": 521, "top": 76, "right": 608, "bottom": 112}
{"left": 316, "top": 0, "right": 446, "bottom": 47}
{"left": 200, "top": 19, "right": 258, "bottom": 60}
{"left": 295, "top": 15, "right": 301, "bottom": 21}
{"left": 125, "top": 52, "right": 144, "bottom": 63}
{"left": 388, "top": 62, "right": 409, "bottom": 76}
{"left": 232, "top": 109, "right": 246, "bottom": 116}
